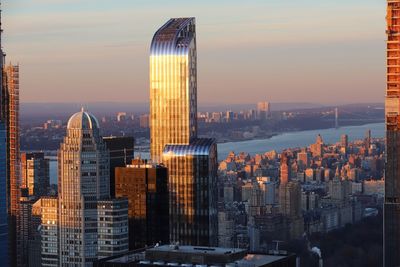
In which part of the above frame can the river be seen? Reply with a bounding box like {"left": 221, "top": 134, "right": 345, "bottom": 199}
{"left": 49, "top": 122, "right": 384, "bottom": 184}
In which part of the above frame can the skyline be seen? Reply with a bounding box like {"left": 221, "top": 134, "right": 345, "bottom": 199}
{"left": 4, "top": 0, "right": 384, "bottom": 105}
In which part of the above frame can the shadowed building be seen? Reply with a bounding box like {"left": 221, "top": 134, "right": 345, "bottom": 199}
{"left": 115, "top": 160, "right": 169, "bottom": 249}
{"left": 0, "top": 6, "right": 8, "bottom": 264}
{"left": 103, "top": 136, "right": 134, "bottom": 197}
{"left": 162, "top": 139, "right": 218, "bottom": 246}
{"left": 150, "top": 18, "right": 218, "bottom": 246}
{"left": 385, "top": 1, "right": 400, "bottom": 266}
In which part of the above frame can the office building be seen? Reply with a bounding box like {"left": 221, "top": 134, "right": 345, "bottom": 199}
{"left": 21, "top": 152, "right": 50, "bottom": 197}
{"left": 385, "top": 1, "right": 400, "bottom": 265}
{"left": 18, "top": 190, "right": 37, "bottom": 267}
{"left": 103, "top": 136, "right": 134, "bottom": 197}
{"left": 150, "top": 18, "right": 218, "bottom": 246}
{"left": 55, "top": 110, "right": 128, "bottom": 266}
{"left": 115, "top": 161, "right": 169, "bottom": 249}
{"left": 97, "top": 198, "right": 129, "bottom": 258}
{"left": 40, "top": 197, "right": 59, "bottom": 267}
{"left": 29, "top": 199, "right": 42, "bottom": 267}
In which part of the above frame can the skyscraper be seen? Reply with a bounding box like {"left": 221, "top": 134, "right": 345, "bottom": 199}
{"left": 385, "top": 1, "right": 400, "bottom": 266}
{"left": 150, "top": 17, "right": 197, "bottom": 163}
{"left": 150, "top": 18, "right": 218, "bottom": 246}
{"left": 162, "top": 139, "right": 218, "bottom": 246}
{"left": 257, "top": 101, "right": 270, "bottom": 120}
{"left": 57, "top": 110, "right": 128, "bottom": 266}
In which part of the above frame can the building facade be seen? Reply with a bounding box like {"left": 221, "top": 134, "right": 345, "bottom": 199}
{"left": 115, "top": 161, "right": 169, "bottom": 249}
{"left": 97, "top": 199, "right": 129, "bottom": 258}
{"left": 21, "top": 152, "right": 50, "bottom": 197}
{"left": 58, "top": 110, "right": 110, "bottom": 266}
{"left": 43, "top": 110, "right": 130, "bottom": 267}
{"left": 150, "top": 17, "right": 198, "bottom": 163}
{"left": 385, "top": 1, "right": 400, "bottom": 266}
{"left": 5, "top": 63, "right": 20, "bottom": 267}
{"left": 162, "top": 138, "right": 218, "bottom": 246}
{"left": 0, "top": 6, "right": 8, "bottom": 263}
{"left": 150, "top": 18, "right": 218, "bottom": 246}
{"left": 40, "top": 197, "right": 59, "bottom": 267}
{"left": 103, "top": 136, "right": 134, "bottom": 197}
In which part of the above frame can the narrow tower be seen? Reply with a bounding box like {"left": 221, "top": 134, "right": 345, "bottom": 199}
{"left": 150, "top": 18, "right": 218, "bottom": 246}
{"left": 385, "top": 1, "right": 400, "bottom": 266}
{"left": 150, "top": 18, "right": 197, "bottom": 163}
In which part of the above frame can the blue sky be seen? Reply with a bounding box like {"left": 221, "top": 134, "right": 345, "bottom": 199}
{"left": 3, "top": 0, "right": 385, "bottom": 104}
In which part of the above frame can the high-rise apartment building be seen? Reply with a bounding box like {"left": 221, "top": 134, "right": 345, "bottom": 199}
{"left": 162, "top": 139, "right": 218, "bottom": 246}
{"left": 5, "top": 63, "right": 20, "bottom": 267}
{"left": 150, "top": 18, "right": 218, "bottom": 246}
{"left": 115, "top": 161, "right": 169, "bottom": 249}
{"left": 21, "top": 152, "right": 50, "bottom": 197}
{"left": 385, "top": 1, "right": 400, "bottom": 266}
{"left": 150, "top": 17, "right": 198, "bottom": 163}
{"left": 97, "top": 199, "right": 129, "bottom": 258}
{"left": 55, "top": 110, "right": 128, "bottom": 266}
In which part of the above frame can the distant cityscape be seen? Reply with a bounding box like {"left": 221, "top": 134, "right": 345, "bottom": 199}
{"left": 0, "top": 1, "right": 393, "bottom": 267}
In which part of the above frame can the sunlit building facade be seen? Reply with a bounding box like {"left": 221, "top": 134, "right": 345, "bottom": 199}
{"left": 21, "top": 152, "right": 50, "bottom": 197}
{"left": 385, "top": 1, "right": 400, "bottom": 266}
{"left": 58, "top": 110, "right": 110, "bottom": 266}
{"left": 115, "top": 161, "right": 169, "bottom": 250}
{"left": 150, "top": 17, "right": 197, "bottom": 163}
{"left": 150, "top": 18, "right": 218, "bottom": 246}
{"left": 162, "top": 139, "right": 218, "bottom": 246}
{"left": 51, "top": 110, "right": 129, "bottom": 266}
{"left": 40, "top": 197, "right": 59, "bottom": 267}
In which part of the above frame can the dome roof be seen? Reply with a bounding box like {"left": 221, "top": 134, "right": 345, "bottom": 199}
{"left": 67, "top": 109, "right": 99, "bottom": 130}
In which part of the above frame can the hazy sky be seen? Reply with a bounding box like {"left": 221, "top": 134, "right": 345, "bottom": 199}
{"left": 3, "top": 0, "right": 384, "bottom": 105}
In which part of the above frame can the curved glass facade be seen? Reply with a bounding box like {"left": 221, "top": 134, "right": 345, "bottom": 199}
{"left": 150, "top": 18, "right": 197, "bottom": 163}
{"left": 150, "top": 18, "right": 218, "bottom": 246}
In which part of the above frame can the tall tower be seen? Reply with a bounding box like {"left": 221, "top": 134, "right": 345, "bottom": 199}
{"left": 5, "top": 63, "right": 20, "bottom": 267}
{"left": 150, "top": 18, "right": 218, "bottom": 246}
{"left": 150, "top": 18, "right": 197, "bottom": 163}
{"left": 0, "top": 3, "right": 8, "bottom": 265}
{"left": 58, "top": 110, "right": 110, "bottom": 266}
{"left": 385, "top": 1, "right": 400, "bottom": 266}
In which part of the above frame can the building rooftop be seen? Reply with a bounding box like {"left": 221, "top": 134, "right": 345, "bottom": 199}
{"left": 163, "top": 138, "right": 216, "bottom": 157}
{"left": 67, "top": 109, "right": 99, "bottom": 130}
{"left": 94, "top": 245, "right": 297, "bottom": 267}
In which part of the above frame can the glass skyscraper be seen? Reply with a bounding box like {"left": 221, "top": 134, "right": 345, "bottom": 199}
{"left": 150, "top": 18, "right": 198, "bottom": 163}
{"left": 385, "top": 1, "right": 400, "bottom": 266}
{"left": 150, "top": 18, "right": 218, "bottom": 246}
